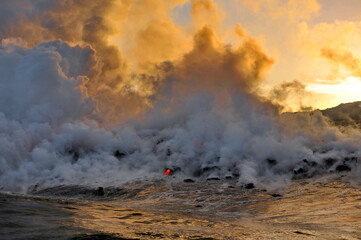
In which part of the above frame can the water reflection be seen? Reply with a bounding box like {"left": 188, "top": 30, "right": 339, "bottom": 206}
{"left": 2, "top": 179, "right": 361, "bottom": 239}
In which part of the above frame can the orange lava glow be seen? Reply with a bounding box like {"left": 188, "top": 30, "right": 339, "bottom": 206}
{"left": 164, "top": 169, "right": 172, "bottom": 176}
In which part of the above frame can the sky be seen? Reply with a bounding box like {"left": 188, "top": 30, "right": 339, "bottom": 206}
{"left": 1, "top": 0, "right": 361, "bottom": 114}
{"left": 171, "top": 0, "right": 361, "bottom": 110}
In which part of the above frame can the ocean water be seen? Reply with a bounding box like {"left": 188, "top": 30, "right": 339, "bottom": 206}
{"left": 1, "top": 177, "right": 361, "bottom": 240}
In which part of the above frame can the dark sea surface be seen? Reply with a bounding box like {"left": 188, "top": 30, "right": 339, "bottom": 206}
{"left": 1, "top": 177, "right": 361, "bottom": 240}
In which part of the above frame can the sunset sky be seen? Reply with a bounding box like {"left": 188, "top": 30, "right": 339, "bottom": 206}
{"left": 169, "top": 0, "right": 361, "bottom": 109}
{"left": 1, "top": 0, "right": 361, "bottom": 113}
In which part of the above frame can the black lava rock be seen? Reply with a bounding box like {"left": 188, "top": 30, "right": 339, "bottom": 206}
{"left": 184, "top": 178, "right": 195, "bottom": 183}
{"left": 344, "top": 156, "right": 357, "bottom": 162}
{"left": 202, "top": 166, "right": 221, "bottom": 172}
{"left": 206, "top": 177, "right": 220, "bottom": 181}
{"left": 156, "top": 139, "right": 165, "bottom": 145}
{"left": 324, "top": 158, "right": 337, "bottom": 167}
{"left": 293, "top": 167, "right": 305, "bottom": 175}
{"left": 114, "top": 150, "right": 126, "bottom": 159}
{"left": 303, "top": 159, "right": 317, "bottom": 167}
{"left": 271, "top": 194, "right": 282, "bottom": 197}
{"left": 232, "top": 172, "right": 240, "bottom": 178}
{"left": 95, "top": 187, "right": 105, "bottom": 196}
{"left": 266, "top": 158, "right": 277, "bottom": 166}
{"left": 335, "top": 164, "right": 351, "bottom": 172}
{"left": 245, "top": 183, "right": 255, "bottom": 189}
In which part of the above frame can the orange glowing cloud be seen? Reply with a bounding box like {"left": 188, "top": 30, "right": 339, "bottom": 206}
{"left": 1, "top": 0, "right": 360, "bottom": 118}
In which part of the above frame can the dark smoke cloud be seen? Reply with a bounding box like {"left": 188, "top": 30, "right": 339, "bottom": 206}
{"left": 270, "top": 80, "right": 313, "bottom": 112}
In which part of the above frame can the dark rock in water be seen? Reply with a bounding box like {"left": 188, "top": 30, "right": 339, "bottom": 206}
{"left": 266, "top": 158, "right": 277, "bottom": 166}
{"left": 206, "top": 177, "right": 220, "bottom": 181}
{"left": 131, "top": 213, "right": 143, "bottom": 216}
{"left": 156, "top": 139, "right": 165, "bottom": 145}
{"left": 195, "top": 205, "right": 203, "bottom": 208}
{"left": 245, "top": 183, "right": 255, "bottom": 189}
{"left": 294, "top": 231, "right": 315, "bottom": 236}
{"left": 303, "top": 159, "right": 317, "bottom": 167}
{"left": 232, "top": 172, "right": 240, "bottom": 178}
{"left": 202, "top": 166, "right": 221, "bottom": 172}
{"left": 95, "top": 187, "right": 105, "bottom": 196}
{"left": 135, "top": 232, "right": 164, "bottom": 238}
{"left": 293, "top": 167, "right": 305, "bottom": 175}
{"left": 114, "top": 150, "right": 126, "bottom": 159}
{"left": 344, "top": 156, "right": 358, "bottom": 163}
{"left": 335, "top": 164, "right": 351, "bottom": 172}
{"left": 324, "top": 158, "right": 337, "bottom": 168}
{"left": 271, "top": 194, "right": 282, "bottom": 197}
{"left": 70, "top": 233, "right": 138, "bottom": 240}
{"left": 184, "top": 178, "right": 195, "bottom": 183}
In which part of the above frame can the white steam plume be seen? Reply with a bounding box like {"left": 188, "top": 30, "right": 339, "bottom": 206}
{"left": 0, "top": 1, "right": 361, "bottom": 194}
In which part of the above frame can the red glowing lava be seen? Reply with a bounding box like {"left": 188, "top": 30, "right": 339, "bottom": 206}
{"left": 164, "top": 169, "right": 172, "bottom": 176}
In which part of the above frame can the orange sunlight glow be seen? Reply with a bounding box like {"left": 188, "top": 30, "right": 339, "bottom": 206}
{"left": 306, "top": 76, "right": 361, "bottom": 108}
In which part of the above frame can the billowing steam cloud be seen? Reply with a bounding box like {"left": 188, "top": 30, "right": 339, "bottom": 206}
{"left": 321, "top": 48, "right": 361, "bottom": 77}
{"left": 0, "top": 0, "right": 361, "bottom": 193}
{"left": 0, "top": 39, "right": 94, "bottom": 123}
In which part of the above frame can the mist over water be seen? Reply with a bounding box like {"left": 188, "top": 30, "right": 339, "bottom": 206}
{"left": 0, "top": 0, "right": 361, "bottom": 194}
